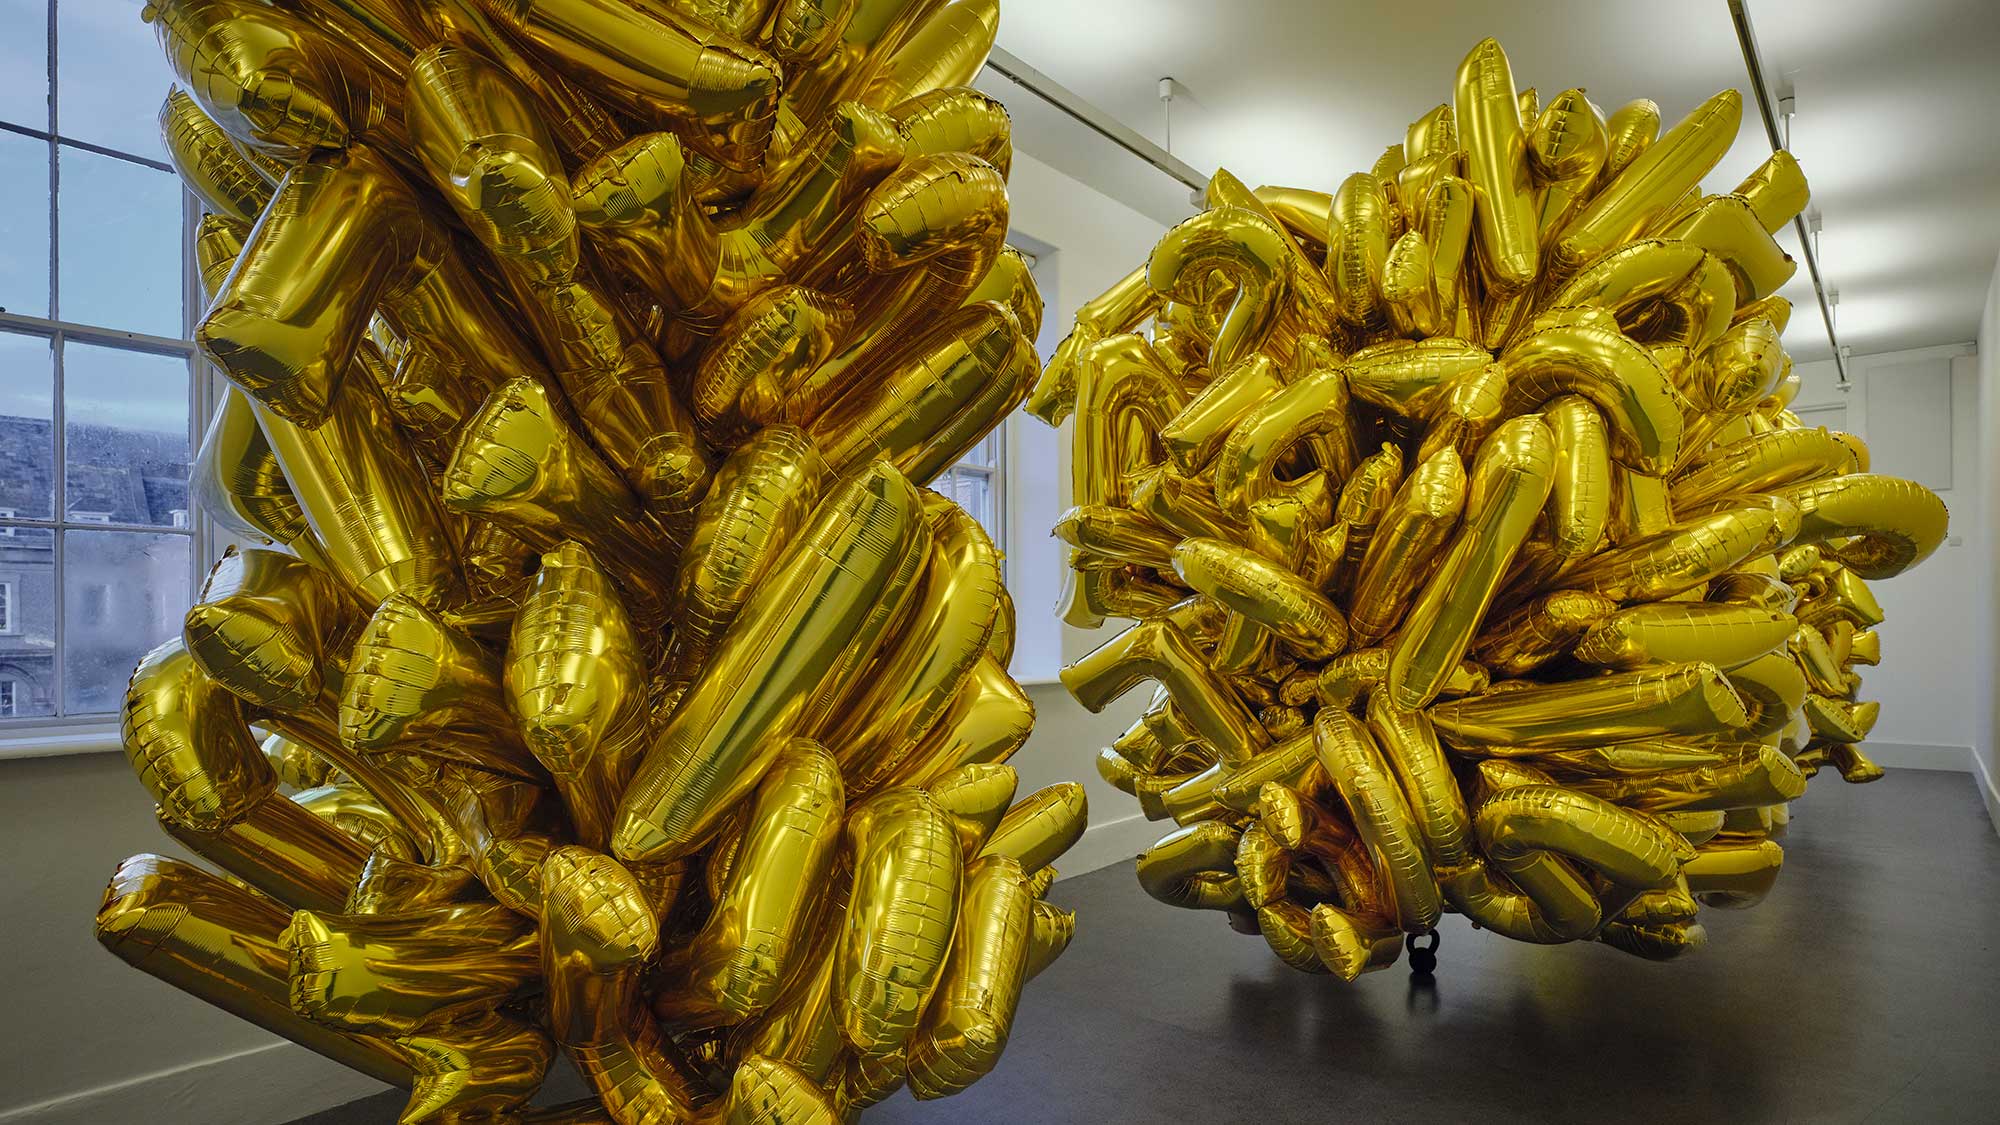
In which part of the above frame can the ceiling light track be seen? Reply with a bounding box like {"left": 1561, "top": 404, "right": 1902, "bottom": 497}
{"left": 982, "top": 47, "right": 1211, "bottom": 195}
{"left": 1729, "top": 0, "right": 1849, "bottom": 386}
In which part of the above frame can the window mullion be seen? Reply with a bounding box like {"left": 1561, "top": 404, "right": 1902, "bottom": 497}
{"left": 42, "top": 0, "right": 55, "bottom": 131}
{"left": 992, "top": 419, "right": 1007, "bottom": 564}
{"left": 44, "top": 0, "right": 57, "bottom": 319}
{"left": 0, "top": 0, "right": 207, "bottom": 728}
{"left": 43, "top": 0, "right": 62, "bottom": 720}
{"left": 0, "top": 518, "right": 195, "bottom": 537}
{"left": 50, "top": 325, "right": 65, "bottom": 719}
{"left": 184, "top": 185, "right": 207, "bottom": 627}
{"left": 0, "top": 311, "right": 197, "bottom": 356}
{"left": 49, "top": 509, "right": 64, "bottom": 721}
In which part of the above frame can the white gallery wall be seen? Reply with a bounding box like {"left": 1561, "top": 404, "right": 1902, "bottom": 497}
{"left": 8, "top": 118, "right": 1998, "bottom": 1125}
{"left": 1790, "top": 344, "right": 1983, "bottom": 769}
{"left": 0, "top": 751, "right": 392, "bottom": 1124}
{"left": 1981, "top": 250, "right": 2000, "bottom": 798}
{"left": 0, "top": 145, "right": 1182, "bottom": 1125}
{"left": 995, "top": 161, "right": 2000, "bottom": 858}
{"left": 993, "top": 148, "right": 1178, "bottom": 873}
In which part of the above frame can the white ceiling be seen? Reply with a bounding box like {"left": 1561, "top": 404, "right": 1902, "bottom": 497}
{"left": 991, "top": 0, "right": 2000, "bottom": 361}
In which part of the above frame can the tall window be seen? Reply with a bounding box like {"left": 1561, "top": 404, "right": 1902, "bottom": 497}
{"left": 929, "top": 243, "right": 1051, "bottom": 569}
{"left": 1, "top": 0, "right": 200, "bottom": 725}
{"left": 1793, "top": 402, "right": 1848, "bottom": 434}
{"left": 938, "top": 431, "right": 1004, "bottom": 550}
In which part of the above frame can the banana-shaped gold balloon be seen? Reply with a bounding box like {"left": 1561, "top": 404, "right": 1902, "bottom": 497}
{"left": 657, "top": 742, "right": 845, "bottom": 1026}
{"left": 614, "top": 463, "right": 930, "bottom": 863}
{"left": 159, "top": 87, "right": 281, "bottom": 224}
{"left": 807, "top": 303, "right": 1037, "bottom": 483}
{"left": 146, "top": 0, "right": 392, "bottom": 158}
{"left": 98, "top": 855, "right": 415, "bottom": 1087}
{"left": 442, "top": 376, "right": 678, "bottom": 621}
{"left": 123, "top": 637, "right": 278, "bottom": 833}
{"left": 189, "top": 386, "right": 327, "bottom": 567}
{"left": 1348, "top": 448, "right": 1466, "bottom": 645}
{"left": 1034, "top": 35, "right": 1945, "bottom": 982}
{"left": 476, "top": 0, "right": 782, "bottom": 171}
{"left": 284, "top": 901, "right": 540, "bottom": 1035}
{"left": 505, "top": 542, "right": 650, "bottom": 849}
{"left": 406, "top": 44, "right": 714, "bottom": 512}
{"left": 1554, "top": 88, "right": 1742, "bottom": 273}
{"left": 156, "top": 790, "right": 372, "bottom": 914}
{"left": 836, "top": 789, "right": 963, "bottom": 1055}
{"left": 107, "top": 3, "right": 1079, "bottom": 1114}
{"left": 894, "top": 655, "right": 1038, "bottom": 787}
{"left": 905, "top": 854, "right": 1034, "bottom": 1098}
{"left": 980, "top": 782, "right": 1088, "bottom": 874}
{"left": 341, "top": 593, "right": 543, "bottom": 779}
{"left": 821, "top": 498, "right": 1007, "bottom": 791}
{"left": 1455, "top": 38, "right": 1539, "bottom": 292}
{"left": 1390, "top": 416, "right": 1554, "bottom": 709}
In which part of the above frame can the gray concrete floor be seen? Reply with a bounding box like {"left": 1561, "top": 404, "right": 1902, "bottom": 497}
{"left": 291, "top": 768, "right": 2000, "bottom": 1124}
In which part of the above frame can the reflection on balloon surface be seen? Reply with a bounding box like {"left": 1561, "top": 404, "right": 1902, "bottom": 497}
{"left": 1036, "top": 36, "right": 1945, "bottom": 980}
{"left": 99, "top": 1, "right": 1077, "bottom": 1119}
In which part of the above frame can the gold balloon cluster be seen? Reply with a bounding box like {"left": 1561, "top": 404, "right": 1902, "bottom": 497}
{"left": 1032, "top": 38, "right": 1948, "bottom": 978}
{"left": 98, "top": 1, "right": 1082, "bottom": 1121}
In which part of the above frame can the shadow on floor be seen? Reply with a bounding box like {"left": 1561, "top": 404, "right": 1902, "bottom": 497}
{"left": 291, "top": 769, "right": 2000, "bottom": 1125}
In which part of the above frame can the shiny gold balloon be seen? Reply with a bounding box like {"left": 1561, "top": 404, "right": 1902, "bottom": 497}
{"left": 102, "top": 3, "right": 1078, "bottom": 1119}
{"left": 1039, "top": 36, "right": 1946, "bottom": 978}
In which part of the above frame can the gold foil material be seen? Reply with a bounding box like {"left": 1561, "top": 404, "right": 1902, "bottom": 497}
{"left": 1035, "top": 36, "right": 1945, "bottom": 979}
{"left": 102, "top": 1, "right": 1077, "bottom": 1116}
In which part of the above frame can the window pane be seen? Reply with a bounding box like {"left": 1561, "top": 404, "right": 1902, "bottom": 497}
{"left": 0, "top": 0, "right": 49, "bottom": 132}
{"left": 0, "top": 330, "right": 55, "bottom": 520}
{"left": 954, "top": 471, "right": 994, "bottom": 538}
{"left": 1795, "top": 403, "right": 1848, "bottom": 434}
{"left": 57, "top": 0, "right": 175, "bottom": 159}
{"left": 64, "top": 342, "right": 189, "bottom": 526}
{"left": 0, "top": 529, "right": 55, "bottom": 719}
{"left": 57, "top": 143, "right": 182, "bottom": 335}
{"left": 62, "top": 528, "right": 188, "bottom": 714}
{"left": 963, "top": 432, "right": 997, "bottom": 468}
{"left": 0, "top": 130, "right": 50, "bottom": 318}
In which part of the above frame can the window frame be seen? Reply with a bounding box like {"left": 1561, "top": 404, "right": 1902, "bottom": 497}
{"left": 1792, "top": 402, "right": 1849, "bottom": 430}
{"left": 988, "top": 236, "right": 1066, "bottom": 684}
{"left": 938, "top": 428, "right": 1007, "bottom": 568}
{"left": 928, "top": 242, "right": 1057, "bottom": 579}
{"left": 0, "top": 0, "right": 211, "bottom": 744}
{"left": 0, "top": 579, "right": 13, "bottom": 634}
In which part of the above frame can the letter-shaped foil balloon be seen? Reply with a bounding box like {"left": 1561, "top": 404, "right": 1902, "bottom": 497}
{"left": 98, "top": 3, "right": 1077, "bottom": 1119}
{"left": 1037, "top": 37, "right": 1946, "bottom": 978}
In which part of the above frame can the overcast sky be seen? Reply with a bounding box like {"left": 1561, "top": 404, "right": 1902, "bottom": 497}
{"left": 1, "top": 0, "right": 187, "bottom": 440}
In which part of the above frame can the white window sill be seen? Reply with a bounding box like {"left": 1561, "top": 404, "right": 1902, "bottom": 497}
{"left": 0, "top": 724, "right": 122, "bottom": 760}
